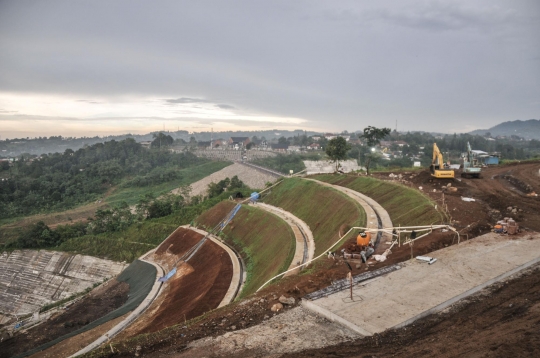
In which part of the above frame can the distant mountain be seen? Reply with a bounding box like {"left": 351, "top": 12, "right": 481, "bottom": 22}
{"left": 470, "top": 119, "right": 540, "bottom": 139}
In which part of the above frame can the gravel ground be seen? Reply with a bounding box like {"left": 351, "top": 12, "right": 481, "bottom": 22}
{"left": 174, "top": 163, "right": 279, "bottom": 198}
{"left": 176, "top": 306, "right": 359, "bottom": 357}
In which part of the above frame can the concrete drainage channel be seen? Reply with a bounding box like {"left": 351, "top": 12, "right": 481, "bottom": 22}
{"left": 252, "top": 202, "right": 315, "bottom": 276}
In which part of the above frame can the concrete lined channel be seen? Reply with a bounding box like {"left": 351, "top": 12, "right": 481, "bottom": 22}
{"left": 252, "top": 202, "right": 315, "bottom": 276}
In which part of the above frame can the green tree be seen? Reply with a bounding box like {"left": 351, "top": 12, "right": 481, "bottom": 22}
{"left": 361, "top": 126, "right": 391, "bottom": 175}
{"left": 151, "top": 132, "right": 174, "bottom": 149}
{"left": 325, "top": 137, "right": 351, "bottom": 171}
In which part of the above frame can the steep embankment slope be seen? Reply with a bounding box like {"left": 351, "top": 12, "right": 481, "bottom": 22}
{"left": 263, "top": 178, "right": 366, "bottom": 256}
{"left": 196, "top": 201, "right": 295, "bottom": 297}
{"left": 314, "top": 175, "right": 443, "bottom": 226}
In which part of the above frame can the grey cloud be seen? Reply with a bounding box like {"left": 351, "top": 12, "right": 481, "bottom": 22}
{"left": 0, "top": 0, "right": 538, "bottom": 134}
{"left": 76, "top": 99, "right": 101, "bottom": 104}
{"left": 215, "top": 104, "right": 236, "bottom": 110}
{"left": 165, "top": 98, "right": 210, "bottom": 104}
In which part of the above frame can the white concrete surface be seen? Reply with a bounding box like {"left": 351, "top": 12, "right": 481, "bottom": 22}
{"left": 253, "top": 202, "right": 315, "bottom": 276}
{"left": 304, "top": 160, "right": 362, "bottom": 175}
{"left": 302, "top": 232, "right": 540, "bottom": 336}
{"left": 172, "top": 162, "right": 278, "bottom": 198}
{"left": 0, "top": 250, "right": 126, "bottom": 322}
{"left": 186, "top": 226, "right": 244, "bottom": 307}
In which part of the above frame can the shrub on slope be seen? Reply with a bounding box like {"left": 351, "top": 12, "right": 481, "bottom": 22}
{"left": 263, "top": 178, "right": 366, "bottom": 256}
{"left": 196, "top": 201, "right": 295, "bottom": 297}
{"left": 314, "top": 175, "right": 444, "bottom": 226}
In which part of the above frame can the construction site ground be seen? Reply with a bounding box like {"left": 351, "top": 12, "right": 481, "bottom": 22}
{"left": 0, "top": 279, "right": 129, "bottom": 358}
{"left": 8, "top": 161, "right": 540, "bottom": 357}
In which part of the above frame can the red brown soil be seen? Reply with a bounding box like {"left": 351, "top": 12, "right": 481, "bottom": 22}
{"left": 0, "top": 279, "right": 129, "bottom": 358}
{"left": 123, "top": 228, "right": 233, "bottom": 335}
{"left": 153, "top": 227, "right": 204, "bottom": 271}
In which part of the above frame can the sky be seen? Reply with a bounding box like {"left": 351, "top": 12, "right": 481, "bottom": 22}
{"left": 0, "top": 0, "right": 539, "bottom": 139}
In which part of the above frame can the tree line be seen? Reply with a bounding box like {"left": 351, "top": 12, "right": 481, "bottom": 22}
{"left": 0, "top": 137, "right": 208, "bottom": 218}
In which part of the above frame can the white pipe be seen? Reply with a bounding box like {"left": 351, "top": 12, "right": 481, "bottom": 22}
{"left": 255, "top": 223, "right": 457, "bottom": 292}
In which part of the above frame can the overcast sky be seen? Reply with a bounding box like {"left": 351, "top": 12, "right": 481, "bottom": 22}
{"left": 1, "top": 0, "right": 539, "bottom": 139}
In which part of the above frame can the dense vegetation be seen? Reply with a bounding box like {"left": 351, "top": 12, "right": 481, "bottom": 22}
{"left": 0, "top": 138, "right": 217, "bottom": 218}
{"left": 6, "top": 177, "right": 251, "bottom": 262}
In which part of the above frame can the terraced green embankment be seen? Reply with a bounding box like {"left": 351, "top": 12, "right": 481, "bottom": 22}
{"left": 314, "top": 175, "right": 444, "bottom": 226}
{"left": 263, "top": 178, "right": 366, "bottom": 256}
{"left": 196, "top": 201, "right": 295, "bottom": 298}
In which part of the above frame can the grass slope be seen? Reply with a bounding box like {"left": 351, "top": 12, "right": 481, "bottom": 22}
{"left": 314, "top": 174, "right": 444, "bottom": 226}
{"left": 196, "top": 201, "right": 295, "bottom": 298}
{"left": 106, "top": 161, "right": 232, "bottom": 206}
{"left": 263, "top": 177, "right": 366, "bottom": 256}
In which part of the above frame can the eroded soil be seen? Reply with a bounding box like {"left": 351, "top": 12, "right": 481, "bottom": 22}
{"left": 0, "top": 279, "right": 128, "bottom": 358}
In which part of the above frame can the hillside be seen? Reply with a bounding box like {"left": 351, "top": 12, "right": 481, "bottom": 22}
{"left": 263, "top": 178, "right": 366, "bottom": 256}
{"left": 470, "top": 119, "right": 540, "bottom": 139}
{"left": 196, "top": 201, "right": 296, "bottom": 297}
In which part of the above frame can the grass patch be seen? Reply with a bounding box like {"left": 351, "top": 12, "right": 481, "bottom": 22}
{"left": 106, "top": 161, "right": 232, "bottom": 206}
{"left": 314, "top": 174, "right": 444, "bottom": 226}
{"left": 263, "top": 177, "right": 366, "bottom": 256}
{"left": 196, "top": 201, "right": 296, "bottom": 297}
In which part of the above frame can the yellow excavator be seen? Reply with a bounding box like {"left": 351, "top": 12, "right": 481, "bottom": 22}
{"left": 430, "top": 143, "right": 454, "bottom": 179}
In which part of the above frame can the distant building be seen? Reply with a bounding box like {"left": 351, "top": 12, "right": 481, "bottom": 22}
{"left": 197, "top": 141, "right": 211, "bottom": 149}
{"left": 140, "top": 141, "right": 152, "bottom": 149}
{"left": 228, "top": 137, "right": 250, "bottom": 150}
{"left": 271, "top": 143, "right": 289, "bottom": 153}
{"left": 308, "top": 143, "right": 321, "bottom": 150}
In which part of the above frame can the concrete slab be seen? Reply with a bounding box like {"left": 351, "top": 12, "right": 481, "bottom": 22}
{"left": 302, "top": 232, "right": 540, "bottom": 336}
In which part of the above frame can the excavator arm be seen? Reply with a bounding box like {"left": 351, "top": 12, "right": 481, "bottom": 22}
{"left": 430, "top": 143, "right": 454, "bottom": 178}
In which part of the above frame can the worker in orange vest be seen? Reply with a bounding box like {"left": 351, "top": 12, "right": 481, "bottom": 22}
{"left": 357, "top": 231, "right": 371, "bottom": 246}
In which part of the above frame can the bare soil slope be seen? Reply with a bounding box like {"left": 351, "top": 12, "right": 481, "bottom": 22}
{"left": 119, "top": 227, "right": 233, "bottom": 336}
